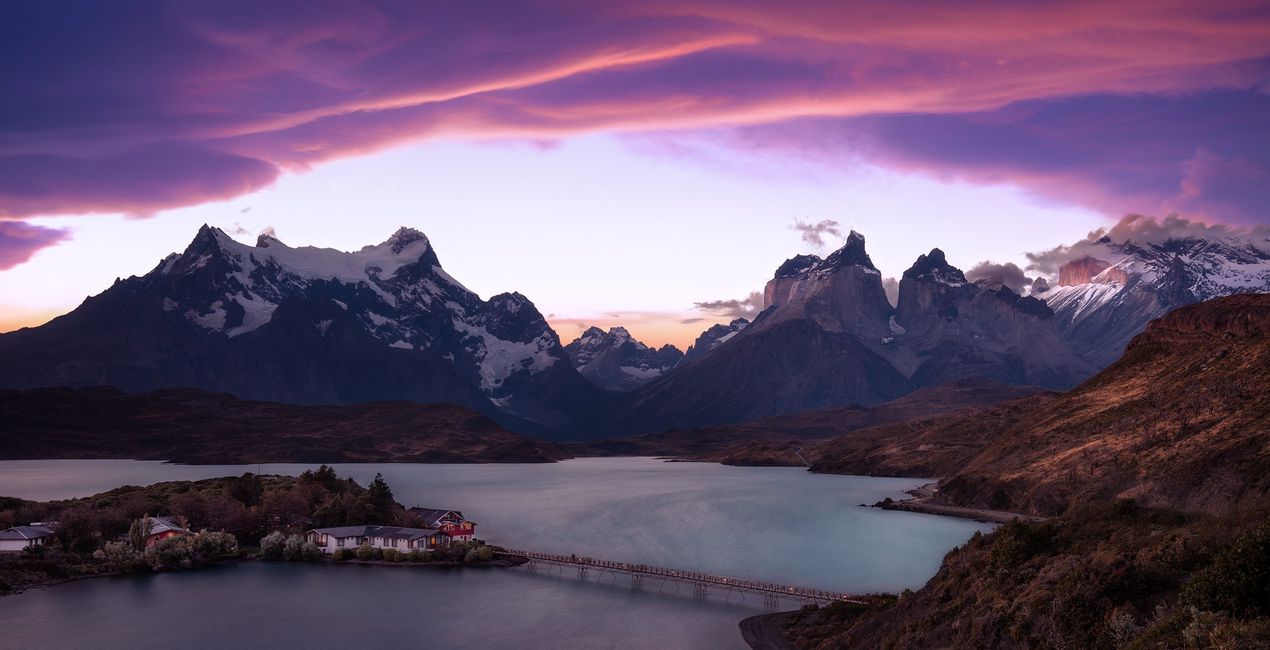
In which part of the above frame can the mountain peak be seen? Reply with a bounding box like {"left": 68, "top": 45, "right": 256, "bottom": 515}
{"left": 774, "top": 254, "right": 822, "bottom": 279}
{"left": 256, "top": 232, "right": 284, "bottom": 248}
{"left": 903, "top": 248, "right": 967, "bottom": 284}
{"left": 383, "top": 227, "right": 429, "bottom": 254}
{"left": 822, "top": 230, "right": 877, "bottom": 271}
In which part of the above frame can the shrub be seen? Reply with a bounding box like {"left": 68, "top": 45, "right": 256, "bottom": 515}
{"left": 301, "top": 541, "right": 322, "bottom": 562}
{"left": 260, "top": 531, "right": 287, "bottom": 560}
{"left": 93, "top": 541, "right": 143, "bottom": 572}
{"left": 332, "top": 548, "right": 352, "bottom": 561}
{"left": 194, "top": 531, "right": 238, "bottom": 560}
{"left": 382, "top": 548, "right": 402, "bottom": 562}
{"left": 406, "top": 550, "right": 428, "bottom": 562}
{"left": 282, "top": 534, "right": 306, "bottom": 561}
{"left": 355, "top": 542, "right": 376, "bottom": 561}
{"left": 1181, "top": 522, "right": 1270, "bottom": 617}
{"left": 144, "top": 536, "right": 193, "bottom": 571}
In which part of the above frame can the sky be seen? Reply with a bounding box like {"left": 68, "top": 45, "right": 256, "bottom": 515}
{"left": 2, "top": 2, "right": 1269, "bottom": 348}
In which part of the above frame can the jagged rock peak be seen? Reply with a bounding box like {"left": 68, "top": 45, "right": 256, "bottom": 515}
{"left": 383, "top": 226, "right": 429, "bottom": 254}
{"left": 256, "top": 232, "right": 284, "bottom": 248}
{"left": 822, "top": 230, "right": 876, "bottom": 271}
{"left": 774, "top": 254, "right": 822, "bottom": 279}
{"left": 903, "top": 248, "right": 967, "bottom": 285}
{"left": 773, "top": 231, "right": 878, "bottom": 278}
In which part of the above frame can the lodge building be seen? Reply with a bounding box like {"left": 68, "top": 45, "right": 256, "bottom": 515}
{"left": 305, "top": 507, "right": 477, "bottom": 555}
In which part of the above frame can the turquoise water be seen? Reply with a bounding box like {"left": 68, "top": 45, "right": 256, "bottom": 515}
{"left": 0, "top": 458, "right": 992, "bottom": 648}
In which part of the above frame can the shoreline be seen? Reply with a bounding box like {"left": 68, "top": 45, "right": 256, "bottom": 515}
{"left": 873, "top": 481, "right": 1047, "bottom": 524}
{"left": 739, "top": 611, "right": 798, "bottom": 650}
{"left": 1, "top": 554, "right": 522, "bottom": 597}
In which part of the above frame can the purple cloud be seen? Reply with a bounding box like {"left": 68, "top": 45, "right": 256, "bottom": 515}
{"left": 0, "top": 222, "right": 71, "bottom": 270}
{"left": 2, "top": 2, "right": 1269, "bottom": 222}
{"left": 732, "top": 90, "right": 1270, "bottom": 224}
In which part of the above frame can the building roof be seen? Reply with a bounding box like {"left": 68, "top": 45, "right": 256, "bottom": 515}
{"left": 0, "top": 525, "right": 56, "bottom": 541}
{"left": 408, "top": 507, "right": 466, "bottom": 527}
{"left": 308, "top": 525, "right": 438, "bottom": 541}
{"left": 147, "top": 516, "right": 192, "bottom": 536}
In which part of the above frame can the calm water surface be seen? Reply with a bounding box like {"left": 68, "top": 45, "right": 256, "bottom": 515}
{"left": 0, "top": 458, "right": 992, "bottom": 648}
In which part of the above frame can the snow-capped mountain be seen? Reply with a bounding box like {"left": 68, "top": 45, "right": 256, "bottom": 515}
{"left": 678, "top": 318, "right": 749, "bottom": 366}
{"left": 1034, "top": 233, "right": 1270, "bottom": 366}
{"left": 563, "top": 326, "right": 683, "bottom": 392}
{"left": 0, "top": 225, "right": 606, "bottom": 437}
{"left": 605, "top": 232, "right": 1088, "bottom": 434}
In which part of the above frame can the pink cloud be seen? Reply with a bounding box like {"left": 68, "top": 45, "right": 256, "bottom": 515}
{"left": 0, "top": 222, "right": 71, "bottom": 270}
{"left": 2, "top": 1, "right": 1269, "bottom": 220}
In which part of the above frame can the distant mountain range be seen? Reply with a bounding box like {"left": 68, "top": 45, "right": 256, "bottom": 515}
{"left": 0, "top": 225, "right": 606, "bottom": 439}
{"left": 562, "top": 326, "right": 682, "bottom": 392}
{"left": 602, "top": 232, "right": 1091, "bottom": 433}
{"left": 1, "top": 223, "right": 1266, "bottom": 440}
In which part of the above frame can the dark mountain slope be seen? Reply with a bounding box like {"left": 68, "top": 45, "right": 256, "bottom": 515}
{"left": 0, "top": 387, "right": 571, "bottom": 464}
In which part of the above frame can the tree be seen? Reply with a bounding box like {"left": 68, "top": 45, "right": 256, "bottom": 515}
{"left": 283, "top": 534, "right": 306, "bottom": 561}
{"left": 366, "top": 473, "right": 395, "bottom": 524}
{"left": 229, "top": 474, "right": 264, "bottom": 507}
{"left": 260, "top": 531, "right": 287, "bottom": 560}
{"left": 129, "top": 515, "right": 153, "bottom": 551}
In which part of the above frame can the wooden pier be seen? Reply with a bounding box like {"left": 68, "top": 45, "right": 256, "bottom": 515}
{"left": 496, "top": 548, "right": 867, "bottom": 608}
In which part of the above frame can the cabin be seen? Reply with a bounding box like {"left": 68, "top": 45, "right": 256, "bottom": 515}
{"left": 408, "top": 507, "right": 477, "bottom": 544}
{"left": 305, "top": 525, "right": 440, "bottom": 555}
{"left": 0, "top": 523, "right": 56, "bottom": 553}
{"left": 146, "top": 516, "right": 193, "bottom": 546}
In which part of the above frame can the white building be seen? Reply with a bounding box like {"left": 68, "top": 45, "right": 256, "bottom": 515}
{"left": 0, "top": 524, "right": 56, "bottom": 552}
{"left": 305, "top": 525, "right": 439, "bottom": 555}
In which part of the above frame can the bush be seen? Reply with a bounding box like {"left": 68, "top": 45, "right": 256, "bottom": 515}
{"left": 282, "top": 534, "right": 306, "bottom": 561}
{"left": 194, "top": 531, "right": 238, "bottom": 560}
{"left": 1181, "top": 522, "right": 1270, "bottom": 617}
{"left": 332, "top": 548, "right": 352, "bottom": 561}
{"left": 355, "top": 542, "right": 381, "bottom": 561}
{"left": 93, "top": 541, "right": 143, "bottom": 572}
{"left": 260, "top": 531, "right": 287, "bottom": 560}
{"left": 382, "top": 548, "right": 402, "bottom": 562}
{"left": 463, "top": 544, "right": 494, "bottom": 564}
{"left": 144, "top": 536, "right": 193, "bottom": 571}
{"left": 406, "top": 549, "right": 428, "bottom": 562}
{"left": 301, "top": 541, "right": 322, "bottom": 562}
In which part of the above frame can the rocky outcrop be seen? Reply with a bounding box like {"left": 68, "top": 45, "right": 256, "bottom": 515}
{"left": 890, "top": 249, "right": 1093, "bottom": 389}
{"left": 1058, "top": 256, "right": 1111, "bottom": 285}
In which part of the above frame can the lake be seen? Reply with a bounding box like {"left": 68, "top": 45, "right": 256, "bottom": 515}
{"left": 0, "top": 458, "right": 993, "bottom": 648}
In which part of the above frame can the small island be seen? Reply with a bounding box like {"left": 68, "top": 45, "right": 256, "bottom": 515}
{"left": 0, "top": 466, "right": 507, "bottom": 595}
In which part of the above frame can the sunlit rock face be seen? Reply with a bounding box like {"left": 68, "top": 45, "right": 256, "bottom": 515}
{"left": 1036, "top": 233, "right": 1270, "bottom": 366}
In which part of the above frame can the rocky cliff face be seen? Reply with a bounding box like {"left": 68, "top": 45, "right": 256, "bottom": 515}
{"left": 606, "top": 232, "right": 1090, "bottom": 434}
{"left": 563, "top": 326, "right": 682, "bottom": 392}
{"left": 891, "top": 249, "right": 1093, "bottom": 388}
{"left": 0, "top": 225, "right": 607, "bottom": 438}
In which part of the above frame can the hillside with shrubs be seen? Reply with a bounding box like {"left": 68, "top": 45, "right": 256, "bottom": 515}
{"left": 784, "top": 296, "right": 1270, "bottom": 648}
